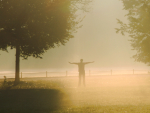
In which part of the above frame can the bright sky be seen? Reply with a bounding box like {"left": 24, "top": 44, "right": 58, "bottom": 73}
{"left": 0, "top": 0, "right": 149, "bottom": 72}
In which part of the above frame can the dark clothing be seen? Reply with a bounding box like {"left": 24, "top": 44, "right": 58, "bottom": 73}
{"left": 70, "top": 61, "right": 93, "bottom": 86}
{"left": 78, "top": 63, "right": 85, "bottom": 73}
{"left": 77, "top": 63, "right": 86, "bottom": 86}
{"left": 79, "top": 72, "right": 85, "bottom": 86}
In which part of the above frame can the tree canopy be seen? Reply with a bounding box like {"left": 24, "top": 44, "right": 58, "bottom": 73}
{"left": 0, "top": 0, "right": 92, "bottom": 82}
{"left": 116, "top": 0, "right": 150, "bottom": 65}
{"left": 0, "top": 0, "right": 79, "bottom": 58}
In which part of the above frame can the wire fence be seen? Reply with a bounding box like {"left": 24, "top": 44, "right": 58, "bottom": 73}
{"left": 0, "top": 69, "right": 150, "bottom": 79}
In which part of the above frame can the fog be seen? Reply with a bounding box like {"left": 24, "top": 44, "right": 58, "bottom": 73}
{"left": 0, "top": 0, "right": 149, "bottom": 73}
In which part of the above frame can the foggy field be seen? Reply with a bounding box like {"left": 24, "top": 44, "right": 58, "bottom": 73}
{"left": 2, "top": 74, "right": 150, "bottom": 105}
{"left": 0, "top": 69, "right": 150, "bottom": 79}
{"left": 1, "top": 74, "right": 150, "bottom": 113}
{"left": 49, "top": 74, "right": 150, "bottom": 106}
{"left": 53, "top": 74, "right": 150, "bottom": 112}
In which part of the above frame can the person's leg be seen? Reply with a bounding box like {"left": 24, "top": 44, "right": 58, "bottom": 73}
{"left": 78, "top": 73, "right": 81, "bottom": 86}
{"left": 83, "top": 72, "right": 85, "bottom": 86}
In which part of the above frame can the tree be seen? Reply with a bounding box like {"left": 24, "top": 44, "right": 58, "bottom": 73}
{"left": 116, "top": 0, "right": 150, "bottom": 65}
{"left": 0, "top": 0, "right": 92, "bottom": 83}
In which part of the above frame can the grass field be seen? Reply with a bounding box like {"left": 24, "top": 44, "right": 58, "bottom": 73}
{"left": 1, "top": 74, "right": 150, "bottom": 112}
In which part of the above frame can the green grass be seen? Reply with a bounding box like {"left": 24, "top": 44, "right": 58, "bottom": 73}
{"left": 1, "top": 75, "right": 150, "bottom": 113}
{"left": 53, "top": 105, "right": 150, "bottom": 113}
{"left": 0, "top": 79, "right": 65, "bottom": 90}
{"left": 0, "top": 80, "right": 71, "bottom": 113}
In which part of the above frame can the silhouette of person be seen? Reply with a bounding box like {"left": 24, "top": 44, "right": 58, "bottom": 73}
{"left": 69, "top": 59, "right": 94, "bottom": 86}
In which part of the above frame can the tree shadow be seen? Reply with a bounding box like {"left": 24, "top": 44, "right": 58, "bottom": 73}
{"left": 0, "top": 89, "right": 71, "bottom": 113}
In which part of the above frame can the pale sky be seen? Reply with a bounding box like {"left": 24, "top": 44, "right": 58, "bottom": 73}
{"left": 0, "top": 0, "right": 149, "bottom": 72}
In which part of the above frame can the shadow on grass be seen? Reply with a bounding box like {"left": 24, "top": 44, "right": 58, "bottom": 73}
{"left": 0, "top": 89, "right": 70, "bottom": 113}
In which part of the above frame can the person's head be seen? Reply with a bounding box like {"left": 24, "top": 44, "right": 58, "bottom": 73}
{"left": 80, "top": 59, "right": 83, "bottom": 62}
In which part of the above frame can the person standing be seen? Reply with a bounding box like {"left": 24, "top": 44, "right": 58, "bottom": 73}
{"left": 69, "top": 59, "right": 94, "bottom": 86}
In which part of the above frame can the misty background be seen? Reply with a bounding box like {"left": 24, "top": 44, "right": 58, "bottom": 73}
{"left": 0, "top": 0, "right": 149, "bottom": 72}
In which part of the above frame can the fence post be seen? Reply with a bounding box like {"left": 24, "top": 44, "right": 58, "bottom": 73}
{"left": 66, "top": 71, "right": 67, "bottom": 77}
{"left": 46, "top": 71, "right": 47, "bottom": 77}
{"left": 111, "top": 70, "right": 112, "bottom": 75}
{"left": 133, "top": 69, "right": 134, "bottom": 75}
{"left": 89, "top": 70, "right": 90, "bottom": 76}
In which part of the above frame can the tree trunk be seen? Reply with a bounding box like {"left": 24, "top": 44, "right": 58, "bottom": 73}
{"left": 15, "top": 45, "right": 20, "bottom": 83}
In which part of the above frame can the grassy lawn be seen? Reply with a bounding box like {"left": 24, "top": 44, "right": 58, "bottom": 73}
{"left": 54, "top": 105, "right": 150, "bottom": 113}
{"left": 1, "top": 75, "right": 150, "bottom": 113}
{"left": 0, "top": 80, "right": 71, "bottom": 113}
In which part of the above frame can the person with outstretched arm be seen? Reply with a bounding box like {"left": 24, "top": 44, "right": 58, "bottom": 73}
{"left": 69, "top": 59, "right": 94, "bottom": 86}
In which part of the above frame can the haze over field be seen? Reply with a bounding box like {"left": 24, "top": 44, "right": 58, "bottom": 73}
{"left": 0, "top": 0, "right": 149, "bottom": 73}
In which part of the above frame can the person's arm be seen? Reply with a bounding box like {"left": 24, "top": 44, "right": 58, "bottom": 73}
{"left": 84, "top": 61, "right": 94, "bottom": 64}
{"left": 69, "top": 62, "right": 79, "bottom": 64}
